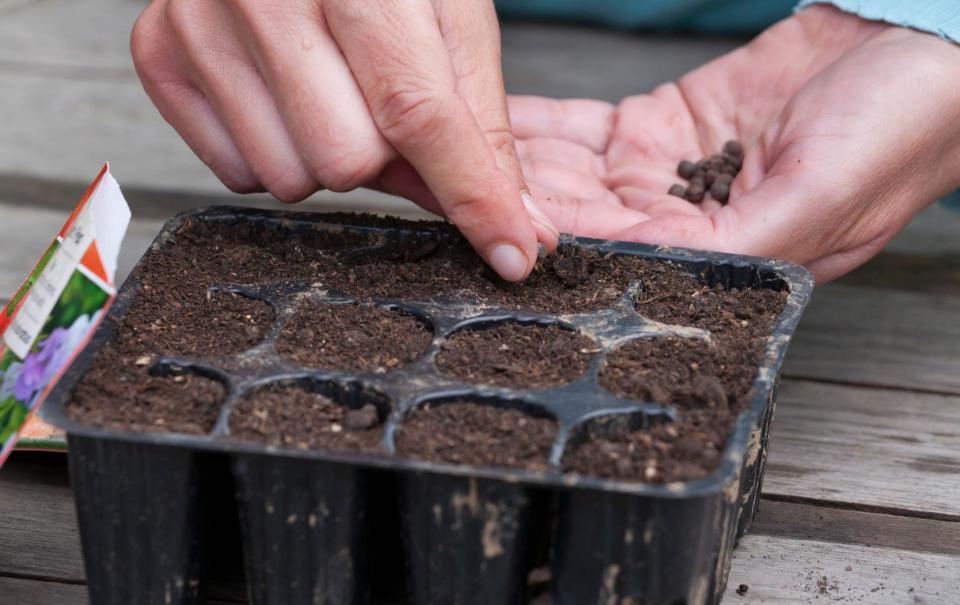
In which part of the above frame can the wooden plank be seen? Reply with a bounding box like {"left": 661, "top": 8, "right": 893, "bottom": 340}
{"left": 0, "top": 203, "right": 164, "bottom": 298}
{"left": 725, "top": 534, "right": 960, "bottom": 604}
{"left": 784, "top": 285, "right": 960, "bottom": 395}
{"left": 0, "top": 577, "right": 88, "bottom": 605}
{"left": 763, "top": 379, "right": 960, "bottom": 519}
{"left": 0, "top": 455, "right": 84, "bottom": 581}
{"left": 751, "top": 499, "right": 960, "bottom": 557}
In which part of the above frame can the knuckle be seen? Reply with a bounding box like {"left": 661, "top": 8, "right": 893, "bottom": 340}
{"left": 130, "top": 4, "right": 166, "bottom": 72}
{"left": 256, "top": 165, "right": 313, "bottom": 204}
{"left": 374, "top": 85, "right": 451, "bottom": 145}
{"left": 314, "top": 151, "right": 383, "bottom": 193}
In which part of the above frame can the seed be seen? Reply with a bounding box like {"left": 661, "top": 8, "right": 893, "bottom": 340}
{"left": 710, "top": 181, "right": 730, "bottom": 204}
{"left": 685, "top": 185, "right": 705, "bottom": 203}
{"left": 723, "top": 140, "right": 744, "bottom": 158}
{"left": 677, "top": 160, "right": 697, "bottom": 179}
{"left": 668, "top": 184, "right": 686, "bottom": 198}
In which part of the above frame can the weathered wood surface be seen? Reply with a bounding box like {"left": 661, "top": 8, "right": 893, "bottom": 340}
{"left": 765, "top": 379, "right": 960, "bottom": 519}
{"left": 725, "top": 533, "right": 960, "bottom": 604}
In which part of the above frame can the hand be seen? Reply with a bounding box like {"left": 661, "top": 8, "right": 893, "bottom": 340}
{"left": 510, "top": 6, "right": 960, "bottom": 282}
{"left": 131, "top": 0, "right": 558, "bottom": 281}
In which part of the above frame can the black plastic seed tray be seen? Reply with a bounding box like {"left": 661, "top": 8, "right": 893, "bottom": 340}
{"left": 41, "top": 207, "right": 813, "bottom": 605}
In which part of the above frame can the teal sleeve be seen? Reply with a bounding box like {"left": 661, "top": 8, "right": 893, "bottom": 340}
{"left": 494, "top": 0, "right": 795, "bottom": 34}
{"left": 795, "top": 1, "right": 960, "bottom": 44}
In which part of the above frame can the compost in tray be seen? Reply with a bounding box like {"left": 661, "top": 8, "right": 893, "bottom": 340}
{"left": 43, "top": 208, "right": 813, "bottom": 605}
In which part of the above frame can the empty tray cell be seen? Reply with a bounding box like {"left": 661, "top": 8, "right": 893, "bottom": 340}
{"left": 125, "top": 251, "right": 278, "bottom": 359}
{"left": 561, "top": 409, "right": 727, "bottom": 483}
{"left": 634, "top": 264, "right": 788, "bottom": 333}
{"left": 276, "top": 301, "right": 432, "bottom": 374}
{"left": 66, "top": 356, "right": 226, "bottom": 436}
{"left": 228, "top": 378, "right": 391, "bottom": 455}
{"left": 600, "top": 336, "right": 762, "bottom": 412}
{"left": 436, "top": 320, "right": 598, "bottom": 390}
{"left": 393, "top": 395, "right": 557, "bottom": 471}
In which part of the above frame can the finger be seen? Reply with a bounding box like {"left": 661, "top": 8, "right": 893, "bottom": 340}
{"left": 164, "top": 0, "right": 317, "bottom": 203}
{"left": 131, "top": 3, "right": 260, "bottom": 193}
{"left": 228, "top": 2, "right": 394, "bottom": 192}
{"left": 324, "top": 0, "right": 540, "bottom": 281}
{"left": 508, "top": 96, "right": 616, "bottom": 153}
{"left": 434, "top": 0, "right": 559, "bottom": 248}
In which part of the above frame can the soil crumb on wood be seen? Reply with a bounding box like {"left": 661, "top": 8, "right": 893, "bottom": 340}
{"left": 436, "top": 322, "right": 597, "bottom": 389}
{"left": 229, "top": 384, "right": 386, "bottom": 454}
{"left": 562, "top": 411, "right": 728, "bottom": 483}
{"left": 394, "top": 401, "right": 556, "bottom": 470}
{"left": 276, "top": 303, "right": 432, "bottom": 373}
{"left": 67, "top": 348, "right": 224, "bottom": 435}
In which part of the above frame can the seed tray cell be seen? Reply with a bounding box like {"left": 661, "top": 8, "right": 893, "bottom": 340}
{"left": 41, "top": 207, "right": 813, "bottom": 605}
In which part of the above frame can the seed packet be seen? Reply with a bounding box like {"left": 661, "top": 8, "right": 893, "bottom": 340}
{"left": 0, "top": 165, "right": 130, "bottom": 466}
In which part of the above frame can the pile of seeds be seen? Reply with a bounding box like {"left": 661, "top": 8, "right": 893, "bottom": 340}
{"left": 668, "top": 140, "right": 743, "bottom": 204}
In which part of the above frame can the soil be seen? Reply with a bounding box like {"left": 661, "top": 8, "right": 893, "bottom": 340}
{"left": 394, "top": 400, "right": 556, "bottom": 470}
{"left": 67, "top": 343, "right": 225, "bottom": 435}
{"left": 436, "top": 322, "right": 597, "bottom": 389}
{"left": 330, "top": 242, "right": 655, "bottom": 314}
{"left": 229, "top": 384, "right": 386, "bottom": 454}
{"left": 599, "top": 336, "right": 759, "bottom": 412}
{"left": 562, "top": 410, "right": 729, "bottom": 483}
{"left": 276, "top": 302, "right": 432, "bottom": 373}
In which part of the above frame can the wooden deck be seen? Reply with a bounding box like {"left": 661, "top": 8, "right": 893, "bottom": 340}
{"left": 1, "top": 1, "right": 959, "bottom": 602}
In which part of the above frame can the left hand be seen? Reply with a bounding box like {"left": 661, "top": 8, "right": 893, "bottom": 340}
{"left": 509, "top": 6, "right": 960, "bottom": 282}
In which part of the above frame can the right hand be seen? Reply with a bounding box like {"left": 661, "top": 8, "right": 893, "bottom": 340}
{"left": 131, "top": 0, "right": 558, "bottom": 281}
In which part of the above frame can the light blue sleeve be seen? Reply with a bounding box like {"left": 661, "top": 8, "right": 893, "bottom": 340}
{"left": 795, "top": 1, "right": 960, "bottom": 44}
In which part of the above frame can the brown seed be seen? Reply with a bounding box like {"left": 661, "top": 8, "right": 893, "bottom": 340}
{"left": 736, "top": 584, "right": 749, "bottom": 596}
{"left": 715, "top": 174, "right": 734, "bottom": 187}
{"left": 703, "top": 170, "right": 718, "bottom": 187}
{"left": 344, "top": 404, "right": 380, "bottom": 431}
{"left": 677, "top": 160, "right": 697, "bottom": 179}
{"left": 723, "top": 140, "right": 744, "bottom": 158}
{"left": 685, "top": 185, "right": 705, "bottom": 203}
{"left": 689, "top": 176, "right": 705, "bottom": 189}
{"left": 668, "top": 184, "right": 686, "bottom": 198}
{"left": 710, "top": 181, "right": 730, "bottom": 204}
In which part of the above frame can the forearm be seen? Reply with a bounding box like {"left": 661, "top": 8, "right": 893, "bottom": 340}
{"left": 796, "top": 1, "right": 960, "bottom": 44}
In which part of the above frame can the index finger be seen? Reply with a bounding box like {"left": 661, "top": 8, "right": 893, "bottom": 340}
{"left": 324, "top": 0, "right": 539, "bottom": 282}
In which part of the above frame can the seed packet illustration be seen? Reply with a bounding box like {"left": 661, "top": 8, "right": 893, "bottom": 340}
{"left": 0, "top": 164, "right": 130, "bottom": 467}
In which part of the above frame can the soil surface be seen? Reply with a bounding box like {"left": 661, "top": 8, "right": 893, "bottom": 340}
{"left": 436, "top": 322, "right": 597, "bottom": 389}
{"left": 599, "top": 336, "right": 757, "bottom": 412}
{"left": 229, "top": 384, "right": 386, "bottom": 454}
{"left": 394, "top": 400, "right": 556, "bottom": 470}
{"left": 330, "top": 242, "right": 654, "bottom": 314}
{"left": 67, "top": 343, "right": 225, "bottom": 434}
{"left": 276, "top": 302, "right": 432, "bottom": 373}
{"left": 562, "top": 410, "right": 729, "bottom": 483}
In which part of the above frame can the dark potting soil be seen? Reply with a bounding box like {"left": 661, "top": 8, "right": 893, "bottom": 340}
{"left": 330, "top": 243, "right": 654, "bottom": 314}
{"left": 394, "top": 400, "right": 556, "bottom": 471}
{"left": 67, "top": 213, "right": 789, "bottom": 482}
{"left": 599, "top": 337, "right": 757, "bottom": 412}
{"left": 229, "top": 385, "right": 386, "bottom": 454}
{"left": 562, "top": 410, "right": 729, "bottom": 483}
{"left": 436, "top": 322, "right": 597, "bottom": 389}
{"left": 276, "top": 302, "right": 432, "bottom": 373}
{"left": 67, "top": 345, "right": 225, "bottom": 435}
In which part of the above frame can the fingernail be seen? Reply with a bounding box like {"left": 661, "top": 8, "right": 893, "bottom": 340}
{"left": 521, "top": 192, "right": 559, "bottom": 239}
{"left": 487, "top": 243, "right": 531, "bottom": 282}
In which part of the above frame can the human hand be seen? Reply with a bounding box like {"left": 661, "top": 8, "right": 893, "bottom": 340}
{"left": 510, "top": 6, "right": 960, "bottom": 282}
{"left": 131, "top": 0, "right": 558, "bottom": 281}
